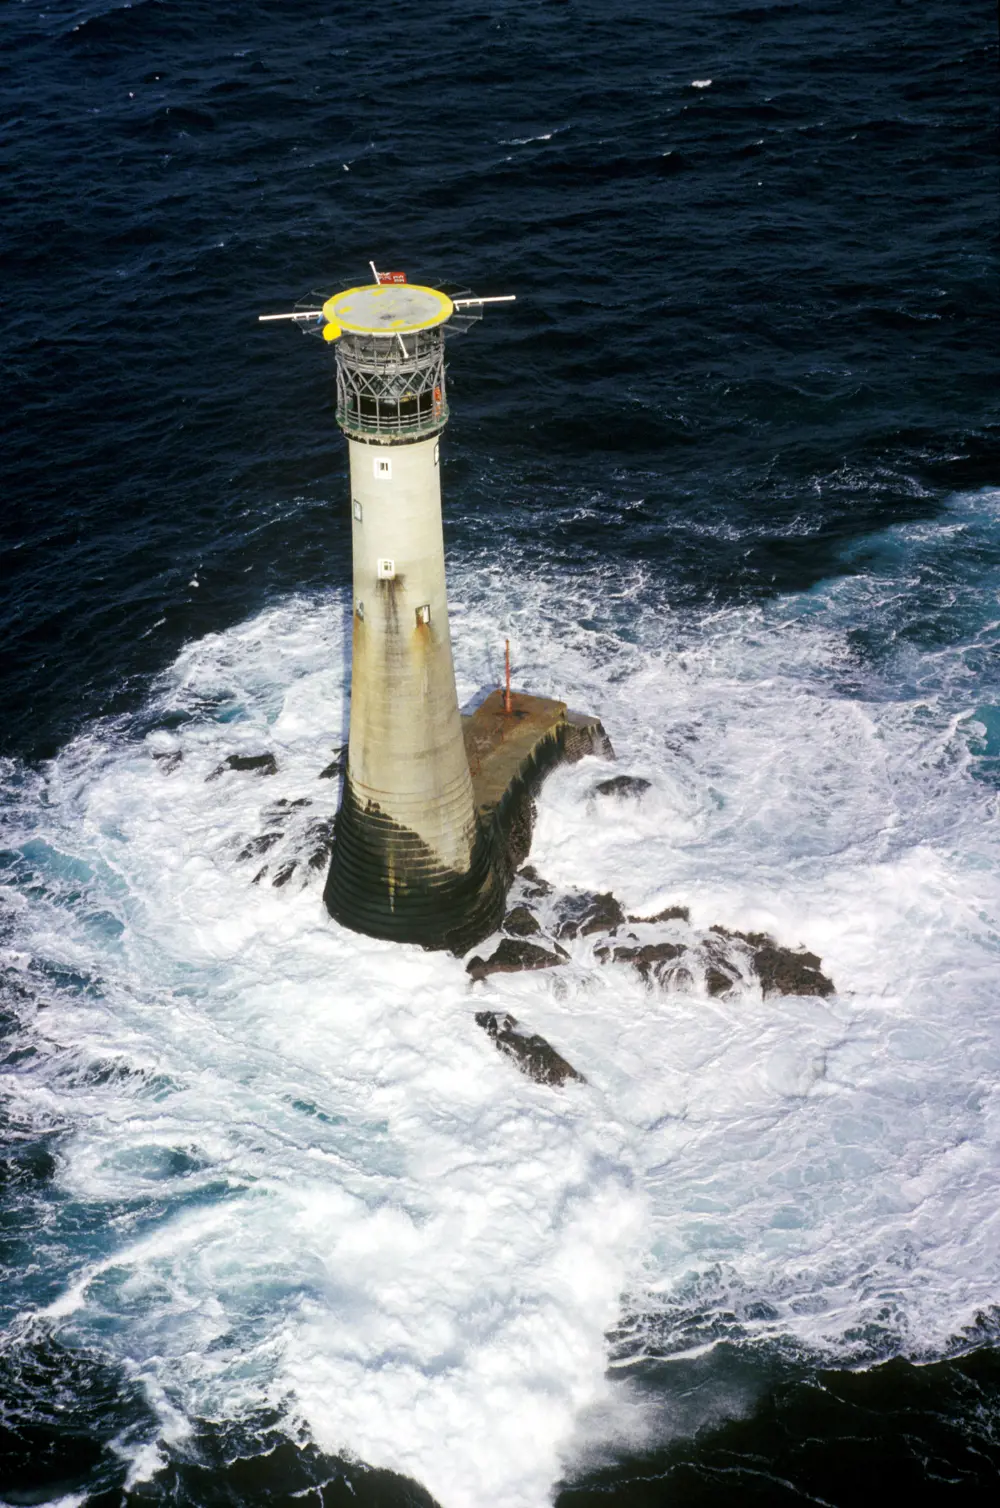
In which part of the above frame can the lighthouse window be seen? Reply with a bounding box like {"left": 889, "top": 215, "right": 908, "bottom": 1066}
{"left": 433, "top": 441, "right": 440, "bottom": 466}
{"left": 356, "top": 600, "right": 365, "bottom": 620}
{"left": 416, "top": 603, "right": 431, "bottom": 627}
{"left": 373, "top": 456, "right": 392, "bottom": 480}
{"left": 353, "top": 499, "right": 363, "bottom": 521}
{"left": 377, "top": 558, "right": 396, "bottom": 580}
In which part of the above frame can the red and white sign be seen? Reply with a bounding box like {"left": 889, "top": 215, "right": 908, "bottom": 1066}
{"left": 377, "top": 271, "right": 407, "bottom": 285}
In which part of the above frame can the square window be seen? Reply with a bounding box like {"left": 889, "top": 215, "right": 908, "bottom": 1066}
{"left": 353, "top": 499, "right": 363, "bottom": 521}
{"left": 373, "top": 456, "right": 392, "bottom": 480}
{"left": 356, "top": 600, "right": 365, "bottom": 620}
{"left": 377, "top": 558, "right": 396, "bottom": 580}
{"left": 415, "top": 603, "right": 431, "bottom": 627}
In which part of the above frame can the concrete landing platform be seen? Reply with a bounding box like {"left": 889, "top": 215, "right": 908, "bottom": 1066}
{"left": 462, "top": 690, "right": 613, "bottom": 872}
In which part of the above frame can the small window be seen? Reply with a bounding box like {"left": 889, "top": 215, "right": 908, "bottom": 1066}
{"left": 356, "top": 600, "right": 365, "bottom": 620}
{"left": 415, "top": 603, "right": 431, "bottom": 627}
{"left": 373, "top": 456, "right": 392, "bottom": 480}
{"left": 433, "top": 441, "right": 440, "bottom": 466}
{"left": 377, "top": 558, "right": 395, "bottom": 580}
{"left": 353, "top": 499, "right": 363, "bottom": 521}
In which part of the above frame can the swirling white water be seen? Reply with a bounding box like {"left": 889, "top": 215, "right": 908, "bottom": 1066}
{"left": 2, "top": 490, "right": 1000, "bottom": 1507}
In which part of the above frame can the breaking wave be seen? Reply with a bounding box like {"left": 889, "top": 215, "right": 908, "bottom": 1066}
{"left": 2, "top": 489, "right": 999, "bottom": 1506}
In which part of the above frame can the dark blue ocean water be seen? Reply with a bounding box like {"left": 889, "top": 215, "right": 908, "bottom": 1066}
{"left": 2, "top": 1, "right": 999, "bottom": 1504}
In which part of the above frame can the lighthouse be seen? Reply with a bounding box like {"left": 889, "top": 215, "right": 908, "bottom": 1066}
{"left": 259, "top": 270, "right": 612, "bottom": 950}
{"left": 315, "top": 278, "right": 507, "bottom": 950}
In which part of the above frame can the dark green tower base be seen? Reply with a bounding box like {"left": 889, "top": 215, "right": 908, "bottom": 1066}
{"left": 323, "top": 779, "right": 506, "bottom": 954}
{"left": 324, "top": 692, "right": 612, "bottom": 955}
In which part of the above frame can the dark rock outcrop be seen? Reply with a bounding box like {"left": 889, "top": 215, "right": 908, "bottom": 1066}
{"left": 705, "top": 966, "right": 734, "bottom": 996}
{"left": 503, "top": 905, "right": 541, "bottom": 938}
{"left": 237, "top": 832, "right": 282, "bottom": 862}
{"left": 580, "top": 899, "right": 835, "bottom": 999}
{"left": 594, "top": 939, "right": 685, "bottom": 983}
{"left": 319, "top": 746, "right": 347, "bottom": 780}
{"left": 594, "top": 774, "right": 651, "bottom": 799}
{"left": 556, "top": 891, "right": 626, "bottom": 940}
{"left": 627, "top": 904, "right": 690, "bottom": 924}
{"left": 153, "top": 750, "right": 183, "bottom": 774}
{"left": 236, "top": 805, "right": 337, "bottom": 888}
{"left": 467, "top": 938, "right": 567, "bottom": 981}
{"left": 710, "top": 928, "right": 835, "bottom": 997}
{"left": 305, "top": 817, "right": 338, "bottom": 870}
{"left": 517, "top": 865, "right": 553, "bottom": 899}
{"left": 475, "top": 1010, "right": 585, "bottom": 1086}
{"left": 208, "top": 752, "right": 278, "bottom": 781}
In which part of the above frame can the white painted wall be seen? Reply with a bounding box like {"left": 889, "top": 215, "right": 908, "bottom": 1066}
{"left": 346, "top": 433, "right": 477, "bottom": 873}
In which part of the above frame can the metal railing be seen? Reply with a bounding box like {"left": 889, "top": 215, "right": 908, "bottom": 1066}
{"left": 335, "top": 328, "right": 448, "bottom": 440}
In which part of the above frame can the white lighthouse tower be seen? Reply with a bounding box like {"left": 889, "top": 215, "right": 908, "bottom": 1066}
{"left": 261, "top": 272, "right": 612, "bottom": 946}
{"left": 313, "top": 277, "right": 507, "bottom": 949}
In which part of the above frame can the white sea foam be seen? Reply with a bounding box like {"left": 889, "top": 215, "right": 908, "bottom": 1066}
{"left": 3, "top": 492, "right": 1000, "bottom": 1504}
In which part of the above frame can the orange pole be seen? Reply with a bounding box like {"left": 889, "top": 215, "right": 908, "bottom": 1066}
{"left": 504, "top": 638, "right": 512, "bottom": 714}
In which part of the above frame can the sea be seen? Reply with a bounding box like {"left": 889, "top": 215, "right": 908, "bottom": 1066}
{"left": 2, "top": 1, "right": 999, "bottom": 1504}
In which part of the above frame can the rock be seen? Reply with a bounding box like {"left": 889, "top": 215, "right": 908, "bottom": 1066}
{"left": 753, "top": 941, "right": 834, "bottom": 998}
{"left": 153, "top": 750, "right": 183, "bottom": 774}
{"left": 517, "top": 865, "right": 553, "bottom": 899}
{"left": 627, "top": 904, "right": 690, "bottom": 924}
{"left": 556, "top": 891, "right": 626, "bottom": 939}
{"left": 208, "top": 752, "right": 278, "bottom": 781}
{"left": 467, "top": 938, "right": 567, "bottom": 981}
{"left": 271, "top": 861, "right": 297, "bottom": 888}
{"left": 269, "top": 797, "right": 311, "bottom": 812}
{"left": 594, "top": 774, "right": 651, "bottom": 799}
{"left": 304, "top": 816, "right": 337, "bottom": 869}
{"left": 503, "top": 905, "right": 541, "bottom": 938}
{"left": 475, "top": 1011, "right": 585, "bottom": 1086}
{"left": 237, "top": 831, "right": 283, "bottom": 862}
{"left": 319, "top": 745, "right": 347, "bottom": 779}
{"left": 595, "top": 940, "right": 685, "bottom": 983}
{"left": 711, "top": 927, "right": 835, "bottom": 997}
{"left": 705, "top": 965, "right": 735, "bottom": 996}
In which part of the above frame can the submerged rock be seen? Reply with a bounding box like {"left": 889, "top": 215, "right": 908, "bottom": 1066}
{"left": 153, "top": 750, "right": 183, "bottom": 774}
{"left": 237, "top": 806, "right": 337, "bottom": 889}
{"left": 556, "top": 890, "right": 626, "bottom": 940}
{"left": 475, "top": 1010, "right": 585, "bottom": 1086}
{"left": 208, "top": 752, "right": 278, "bottom": 781}
{"left": 705, "top": 965, "right": 734, "bottom": 996}
{"left": 503, "top": 905, "right": 541, "bottom": 938}
{"left": 594, "top": 774, "right": 651, "bottom": 799}
{"left": 237, "top": 832, "right": 282, "bottom": 862}
{"left": 467, "top": 938, "right": 567, "bottom": 980}
{"left": 305, "top": 816, "right": 337, "bottom": 870}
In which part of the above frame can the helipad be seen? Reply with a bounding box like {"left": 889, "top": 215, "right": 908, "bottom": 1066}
{"left": 322, "top": 283, "right": 454, "bottom": 335}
